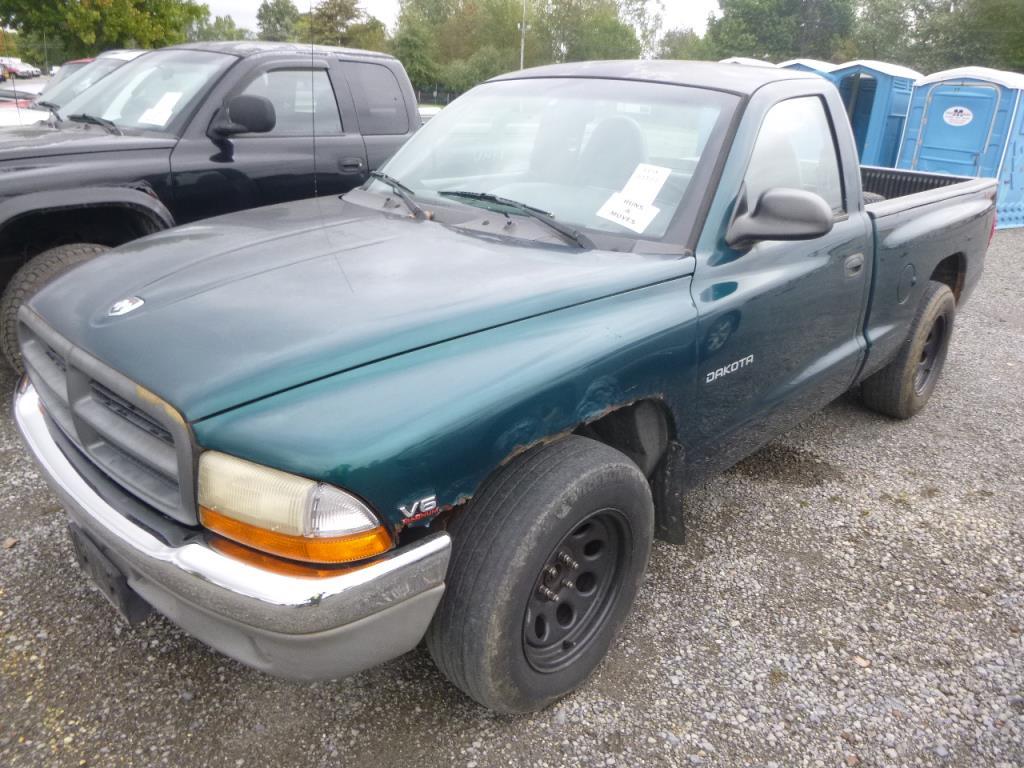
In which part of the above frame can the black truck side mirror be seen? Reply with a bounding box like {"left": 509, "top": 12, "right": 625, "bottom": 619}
{"left": 208, "top": 94, "right": 276, "bottom": 138}
{"left": 726, "top": 187, "right": 834, "bottom": 248}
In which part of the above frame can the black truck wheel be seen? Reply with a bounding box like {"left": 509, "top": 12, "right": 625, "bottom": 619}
{"left": 426, "top": 435, "right": 654, "bottom": 712}
{"left": 1, "top": 243, "right": 109, "bottom": 373}
{"left": 860, "top": 281, "right": 956, "bottom": 419}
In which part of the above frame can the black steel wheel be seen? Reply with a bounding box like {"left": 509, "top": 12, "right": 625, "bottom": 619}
{"left": 861, "top": 281, "right": 956, "bottom": 419}
{"left": 913, "top": 314, "right": 947, "bottom": 394}
{"left": 523, "top": 509, "right": 632, "bottom": 673}
{"left": 426, "top": 436, "right": 654, "bottom": 713}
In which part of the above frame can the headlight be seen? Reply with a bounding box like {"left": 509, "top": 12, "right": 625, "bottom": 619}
{"left": 198, "top": 451, "right": 392, "bottom": 564}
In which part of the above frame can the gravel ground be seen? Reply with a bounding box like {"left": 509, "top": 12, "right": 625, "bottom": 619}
{"left": 1, "top": 231, "right": 1022, "bottom": 768}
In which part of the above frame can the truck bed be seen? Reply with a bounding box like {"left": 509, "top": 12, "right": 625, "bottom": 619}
{"left": 856, "top": 164, "right": 996, "bottom": 384}
{"left": 861, "top": 165, "right": 971, "bottom": 201}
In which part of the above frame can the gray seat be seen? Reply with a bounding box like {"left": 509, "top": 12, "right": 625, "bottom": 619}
{"left": 575, "top": 116, "right": 648, "bottom": 190}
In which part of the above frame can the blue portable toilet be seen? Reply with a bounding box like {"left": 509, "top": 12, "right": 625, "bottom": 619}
{"left": 896, "top": 67, "right": 1024, "bottom": 228}
{"left": 777, "top": 58, "right": 835, "bottom": 77}
{"left": 828, "top": 60, "right": 921, "bottom": 167}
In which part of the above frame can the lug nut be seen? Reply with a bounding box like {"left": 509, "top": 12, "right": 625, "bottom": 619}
{"left": 557, "top": 551, "right": 579, "bottom": 569}
{"left": 543, "top": 565, "right": 559, "bottom": 580}
{"left": 562, "top": 579, "right": 576, "bottom": 590}
{"left": 537, "top": 585, "right": 560, "bottom": 602}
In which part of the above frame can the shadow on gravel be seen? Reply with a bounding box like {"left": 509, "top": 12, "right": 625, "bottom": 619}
{"left": 732, "top": 443, "right": 846, "bottom": 487}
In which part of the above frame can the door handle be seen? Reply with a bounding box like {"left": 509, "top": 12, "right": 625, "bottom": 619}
{"left": 844, "top": 253, "right": 865, "bottom": 277}
{"left": 339, "top": 157, "right": 364, "bottom": 173}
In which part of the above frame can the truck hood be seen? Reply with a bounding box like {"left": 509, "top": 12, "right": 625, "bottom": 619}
{"left": 0, "top": 124, "right": 176, "bottom": 161}
{"left": 28, "top": 196, "right": 693, "bottom": 421}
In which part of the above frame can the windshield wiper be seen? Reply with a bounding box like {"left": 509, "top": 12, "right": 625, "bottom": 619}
{"left": 368, "top": 170, "right": 426, "bottom": 219}
{"left": 35, "top": 100, "right": 63, "bottom": 123}
{"left": 68, "top": 113, "right": 121, "bottom": 135}
{"left": 438, "top": 190, "right": 594, "bottom": 249}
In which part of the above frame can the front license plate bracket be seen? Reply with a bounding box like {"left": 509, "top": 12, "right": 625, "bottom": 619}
{"left": 68, "top": 525, "right": 151, "bottom": 625}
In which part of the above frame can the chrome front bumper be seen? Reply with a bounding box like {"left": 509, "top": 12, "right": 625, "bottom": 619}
{"left": 14, "top": 382, "right": 451, "bottom": 680}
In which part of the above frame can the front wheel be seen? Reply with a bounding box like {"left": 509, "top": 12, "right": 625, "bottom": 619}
{"left": 860, "top": 281, "right": 956, "bottom": 419}
{"left": 426, "top": 436, "right": 654, "bottom": 712}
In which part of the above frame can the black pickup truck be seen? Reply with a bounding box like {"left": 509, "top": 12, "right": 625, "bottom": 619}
{"left": 0, "top": 41, "right": 419, "bottom": 371}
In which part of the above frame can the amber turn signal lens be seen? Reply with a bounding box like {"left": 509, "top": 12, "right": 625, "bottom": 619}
{"left": 200, "top": 506, "right": 393, "bottom": 564}
{"left": 208, "top": 537, "right": 364, "bottom": 578}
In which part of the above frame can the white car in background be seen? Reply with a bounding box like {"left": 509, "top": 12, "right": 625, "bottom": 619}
{"left": 0, "top": 81, "right": 49, "bottom": 126}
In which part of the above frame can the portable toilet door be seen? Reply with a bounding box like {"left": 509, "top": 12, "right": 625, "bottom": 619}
{"left": 897, "top": 67, "right": 1024, "bottom": 228}
{"left": 829, "top": 60, "right": 922, "bottom": 167}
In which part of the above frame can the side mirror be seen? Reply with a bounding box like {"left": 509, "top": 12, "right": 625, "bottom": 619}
{"left": 208, "top": 94, "right": 276, "bottom": 138}
{"left": 726, "top": 187, "right": 833, "bottom": 248}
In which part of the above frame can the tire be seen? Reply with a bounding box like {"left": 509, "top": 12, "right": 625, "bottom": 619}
{"left": 0, "top": 243, "right": 109, "bottom": 373}
{"left": 860, "top": 281, "right": 956, "bottom": 419}
{"left": 426, "top": 435, "right": 654, "bottom": 712}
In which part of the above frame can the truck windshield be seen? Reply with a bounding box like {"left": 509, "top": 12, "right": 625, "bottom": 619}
{"left": 378, "top": 77, "right": 735, "bottom": 241}
{"left": 57, "top": 50, "right": 234, "bottom": 134}
{"left": 38, "top": 57, "right": 131, "bottom": 110}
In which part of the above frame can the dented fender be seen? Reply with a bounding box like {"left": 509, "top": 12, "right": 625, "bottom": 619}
{"left": 193, "top": 276, "right": 700, "bottom": 531}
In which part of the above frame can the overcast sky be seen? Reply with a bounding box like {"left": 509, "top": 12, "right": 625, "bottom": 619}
{"left": 206, "top": 0, "right": 719, "bottom": 38}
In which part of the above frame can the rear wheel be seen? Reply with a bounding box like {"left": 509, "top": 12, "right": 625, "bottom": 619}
{"left": 0, "top": 243, "right": 109, "bottom": 373}
{"left": 860, "top": 281, "right": 956, "bottom": 419}
{"left": 426, "top": 436, "right": 654, "bottom": 712}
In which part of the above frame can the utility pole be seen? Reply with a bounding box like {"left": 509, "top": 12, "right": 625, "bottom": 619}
{"left": 519, "top": 0, "right": 527, "bottom": 70}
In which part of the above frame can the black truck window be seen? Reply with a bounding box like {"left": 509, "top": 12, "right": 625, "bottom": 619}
{"left": 345, "top": 61, "right": 409, "bottom": 136}
{"left": 239, "top": 69, "right": 343, "bottom": 135}
{"left": 744, "top": 96, "right": 844, "bottom": 213}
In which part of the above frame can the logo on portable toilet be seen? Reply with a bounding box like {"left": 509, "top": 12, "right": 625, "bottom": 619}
{"left": 942, "top": 106, "right": 974, "bottom": 126}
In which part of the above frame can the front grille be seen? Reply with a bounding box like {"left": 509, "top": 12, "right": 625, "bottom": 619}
{"left": 90, "top": 381, "right": 174, "bottom": 445}
{"left": 18, "top": 311, "right": 198, "bottom": 525}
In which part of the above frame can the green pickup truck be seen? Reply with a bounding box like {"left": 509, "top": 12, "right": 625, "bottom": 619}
{"left": 14, "top": 61, "right": 995, "bottom": 712}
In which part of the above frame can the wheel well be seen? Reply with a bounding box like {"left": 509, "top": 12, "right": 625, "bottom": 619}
{"left": 0, "top": 205, "right": 164, "bottom": 287}
{"left": 411, "top": 398, "right": 681, "bottom": 549}
{"left": 930, "top": 253, "right": 965, "bottom": 304}
{"left": 574, "top": 399, "right": 674, "bottom": 478}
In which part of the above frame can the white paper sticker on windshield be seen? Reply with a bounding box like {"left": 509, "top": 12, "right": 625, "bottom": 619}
{"left": 620, "top": 164, "right": 672, "bottom": 205}
{"left": 138, "top": 92, "right": 183, "bottom": 127}
{"left": 597, "top": 192, "right": 660, "bottom": 234}
{"left": 596, "top": 163, "right": 671, "bottom": 233}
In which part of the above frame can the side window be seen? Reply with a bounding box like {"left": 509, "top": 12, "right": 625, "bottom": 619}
{"left": 744, "top": 96, "right": 844, "bottom": 212}
{"left": 238, "top": 69, "right": 342, "bottom": 136}
{"left": 345, "top": 62, "right": 409, "bottom": 136}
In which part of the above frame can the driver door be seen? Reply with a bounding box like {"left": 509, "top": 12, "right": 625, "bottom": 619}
{"left": 168, "top": 59, "right": 364, "bottom": 223}
{"left": 689, "top": 95, "right": 872, "bottom": 473}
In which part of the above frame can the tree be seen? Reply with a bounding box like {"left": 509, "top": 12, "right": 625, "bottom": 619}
{"left": 257, "top": 0, "right": 300, "bottom": 41}
{"left": 531, "top": 0, "right": 641, "bottom": 64}
{"left": 0, "top": 0, "right": 207, "bottom": 58}
{"left": 188, "top": 14, "right": 254, "bottom": 42}
{"left": 347, "top": 17, "right": 388, "bottom": 51}
{"left": 657, "top": 27, "right": 714, "bottom": 60}
{"left": 915, "top": 0, "right": 1024, "bottom": 72}
{"left": 292, "top": 0, "right": 388, "bottom": 50}
{"left": 302, "top": 0, "right": 359, "bottom": 45}
{"left": 705, "top": 0, "right": 855, "bottom": 61}
{"left": 619, "top": 0, "right": 663, "bottom": 57}
{"left": 391, "top": 11, "right": 440, "bottom": 90}
{"left": 393, "top": 0, "right": 647, "bottom": 94}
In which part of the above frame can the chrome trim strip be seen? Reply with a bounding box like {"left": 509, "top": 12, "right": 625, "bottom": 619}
{"left": 14, "top": 382, "right": 451, "bottom": 635}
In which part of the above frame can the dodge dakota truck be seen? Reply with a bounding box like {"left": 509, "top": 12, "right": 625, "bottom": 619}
{"left": 13, "top": 61, "right": 995, "bottom": 713}
{"left": 0, "top": 41, "right": 418, "bottom": 372}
